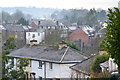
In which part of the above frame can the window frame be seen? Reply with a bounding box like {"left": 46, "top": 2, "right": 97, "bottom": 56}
{"left": 49, "top": 62, "right": 53, "bottom": 70}
{"left": 38, "top": 61, "right": 42, "bottom": 69}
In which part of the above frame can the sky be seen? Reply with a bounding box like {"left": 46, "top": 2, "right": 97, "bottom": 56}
{"left": 0, "top": 0, "right": 119, "bottom": 10}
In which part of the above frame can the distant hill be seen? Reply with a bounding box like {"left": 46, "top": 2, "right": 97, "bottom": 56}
{"left": 0, "top": 7, "right": 61, "bottom": 19}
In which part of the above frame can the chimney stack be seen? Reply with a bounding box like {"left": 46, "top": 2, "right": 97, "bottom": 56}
{"left": 56, "top": 21, "right": 59, "bottom": 26}
{"left": 38, "top": 21, "right": 41, "bottom": 25}
{"left": 58, "top": 40, "right": 67, "bottom": 50}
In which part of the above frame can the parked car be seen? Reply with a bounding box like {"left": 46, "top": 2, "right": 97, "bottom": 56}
{"left": 111, "top": 72, "right": 120, "bottom": 80}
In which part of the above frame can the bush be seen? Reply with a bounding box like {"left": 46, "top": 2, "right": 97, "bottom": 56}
{"left": 67, "top": 42, "right": 80, "bottom": 51}
{"left": 91, "top": 53, "right": 109, "bottom": 73}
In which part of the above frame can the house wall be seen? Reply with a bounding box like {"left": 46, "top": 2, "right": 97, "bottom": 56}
{"left": 71, "top": 70, "right": 89, "bottom": 79}
{"left": 1, "top": 24, "right": 26, "bottom": 48}
{"left": 12, "top": 58, "right": 75, "bottom": 78}
{"left": 30, "top": 22, "right": 38, "bottom": 31}
{"left": 46, "top": 63, "right": 74, "bottom": 78}
{"left": 108, "top": 58, "right": 118, "bottom": 72}
{"left": 6, "top": 58, "right": 79, "bottom": 78}
{"left": 31, "top": 60, "right": 44, "bottom": 78}
{"left": 69, "top": 29, "right": 89, "bottom": 44}
{"left": 31, "top": 60, "right": 75, "bottom": 78}
{"left": 26, "top": 32, "right": 45, "bottom": 44}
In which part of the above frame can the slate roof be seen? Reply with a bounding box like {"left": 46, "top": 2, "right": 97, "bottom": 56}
{"left": 100, "top": 61, "right": 109, "bottom": 68}
{"left": 3, "top": 24, "right": 25, "bottom": 31}
{"left": 98, "top": 27, "right": 106, "bottom": 34}
{"left": 39, "top": 20, "right": 57, "bottom": 27}
{"left": 7, "top": 45, "right": 88, "bottom": 63}
{"left": 70, "top": 56, "right": 95, "bottom": 75}
{"left": 82, "top": 26, "right": 95, "bottom": 37}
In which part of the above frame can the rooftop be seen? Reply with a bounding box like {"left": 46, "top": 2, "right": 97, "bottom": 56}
{"left": 3, "top": 24, "right": 25, "bottom": 31}
{"left": 7, "top": 45, "right": 88, "bottom": 63}
{"left": 70, "top": 56, "right": 95, "bottom": 75}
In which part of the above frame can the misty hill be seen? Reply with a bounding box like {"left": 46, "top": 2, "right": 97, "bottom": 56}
{"left": 0, "top": 7, "right": 61, "bottom": 18}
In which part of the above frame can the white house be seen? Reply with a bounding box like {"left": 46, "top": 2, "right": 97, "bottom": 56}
{"left": 26, "top": 31, "right": 45, "bottom": 45}
{"left": 109, "top": 58, "right": 118, "bottom": 72}
{"left": 100, "top": 57, "right": 118, "bottom": 72}
{"left": 7, "top": 45, "right": 88, "bottom": 79}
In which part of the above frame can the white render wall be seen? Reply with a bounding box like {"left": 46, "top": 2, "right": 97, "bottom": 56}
{"left": 11, "top": 58, "right": 75, "bottom": 78}
{"left": 31, "top": 60, "right": 75, "bottom": 78}
{"left": 26, "top": 32, "right": 45, "bottom": 44}
{"left": 109, "top": 58, "right": 118, "bottom": 72}
{"left": 46, "top": 63, "right": 74, "bottom": 78}
{"left": 31, "top": 60, "right": 44, "bottom": 78}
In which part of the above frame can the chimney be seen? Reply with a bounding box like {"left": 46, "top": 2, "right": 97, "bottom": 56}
{"left": 58, "top": 40, "right": 67, "bottom": 50}
{"left": 38, "top": 21, "right": 41, "bottom": 25}
{"left": 56, "top": 21, "right": 59, "bottom": 26}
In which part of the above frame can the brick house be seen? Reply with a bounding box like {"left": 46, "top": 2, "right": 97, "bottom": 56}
{"left": 2, "top": 24, "right": 29, "bottom": 48}
{"left": 69, "top": 26, "right": 95, "bottom": 44}
{"left": 37, "top": 19, "right": 68, "bottom": 44}
{"left": 29, "top": 21, "right": 38, "bottom": 31}
{"left": 69, "top": 29, "right": 89, "bottom": 44}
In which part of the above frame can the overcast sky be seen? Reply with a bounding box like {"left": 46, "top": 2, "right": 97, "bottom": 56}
{"left": 0, "top": 0, "right": 119, "bottom": 9}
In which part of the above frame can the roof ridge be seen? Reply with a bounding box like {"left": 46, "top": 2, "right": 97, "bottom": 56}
{"left": 69, "top": 55, "right": 95, "bottom": 69}
{"left": 59, "top": 47, "right": 69, "bottom": 62}
{"left": 69, "top": 47, "right": 89, "bottom": 57}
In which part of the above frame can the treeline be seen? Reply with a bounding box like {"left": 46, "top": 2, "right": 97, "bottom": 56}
{"left": 51, "top": 8, "right": 107, "bottom": 30}
{"left": 0, "top": 10, "right": 32, "bottom": 25}
{"left": 0, "top": 8, "right": 107, "bottom": 28}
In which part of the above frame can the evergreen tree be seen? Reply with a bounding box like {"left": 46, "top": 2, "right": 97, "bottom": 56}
{"left": 17, "top": 17, "right": 28, "bottom": 25}
{"left": 102, "top": 7, "right": 120, "bottom": 73}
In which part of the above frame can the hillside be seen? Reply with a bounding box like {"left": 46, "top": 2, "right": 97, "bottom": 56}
{"left": 0, "top": 7, "right": 61, "bottom": 18}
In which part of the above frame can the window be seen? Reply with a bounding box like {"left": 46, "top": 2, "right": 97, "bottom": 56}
{"left": 56, "top": 78, "right": 60, "bottom": 80}
{"left": 28, "top": 33, "right": 30, "bottom": 36}
{"left": 39, "top": 61, "right": 42, "bottom": 69}
{"left": 30, "top": 60, "right": 32, "bottom": 67}
{"left": 32, "top": 34, "right": 35, "bottom": 38}
{"left": 38, "top": 33, "right": 40, "bottom": 36}
{"left": 41, "top": 26, "right": 43, "bottom": 29}
{"left": 49, "top": 62, "right": 53, "bottom": 69}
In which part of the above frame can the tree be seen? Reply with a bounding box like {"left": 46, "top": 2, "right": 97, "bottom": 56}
{"left": 102, "top": 7, "right": 120, "bottom": 73}
{"left": 84, "top": 8, "right": 99, "bottom": 27}
{"left": 6, "top": 57, "right": 30, "bottom": 79}
{"left": 12, "top": 10, "right": 24, "bottom": 21}
{"left": 17, "top": 17, "right": 28, "bottom": 25}
{"left": 1, "top": 11, "right": 12, "bottom": 21}
{"left": 67, "top": 42, "right": 80, "bottom": 51}
{"left": 4, "top": 35, "right": 16, "bottom": 49}
{"left": 2, "top": 35, "right": 16, "bottom": 78}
